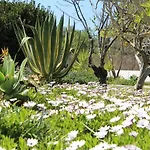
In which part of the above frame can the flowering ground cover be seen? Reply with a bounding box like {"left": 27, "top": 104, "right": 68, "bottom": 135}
{"left": 0, "top": 82, "right": 150, "bottom": 149}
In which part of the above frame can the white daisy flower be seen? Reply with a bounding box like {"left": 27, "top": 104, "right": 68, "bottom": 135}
{"left": 94, "top": 130, "right": 108, "bottom": 139}
{"left": 0, "top": 147, "right": 6, "bottom": 150}
{"left": 137, "top": 119, "right": 149, "bottom": 128}
{"left": 116, "top": 128, "right": 124, "bottom": 135}
{"left": 65, "top": 130, "right": 78, "bottom": 141}
{"left": 78, "top": 91, "right": 87, "bottom": 95}
{"left": 113, "top": 147, "right": 128, "bottom": 150}
{"left": 110, "top": 116, "right": 121, "bottom": 123}
{"left": 110, "top": 125, "right": 123, "bottom": 133}
{"left": 90, "top": 142, "right": 116, "bottom": 150}
{"left": 129, "top": 131, "right": 138, "bottom": 137}
{"left": 66, "top": 140, "right": 85, "bottom": 150}
{"left": 27, "top": 138, "right": 38, "bottom": 147}
{"left": 86, "top": 114, "right": 96, "bottom": 120}
{"left": 78, "top": 101, "right": 89, "bottom": 108}
{"left": 23, "top": 101, "right": 36, "bottom": 108}
{"left": 124, "top": 145, "right": 141, "bottom": 150}
{"left": 122, "top": 119, "right": 133, "bottom": 128}
{"left": 98, "top": 125, "right": 110, "bottom": 131}
{"left": 37, "top": 103, "right": 46, "bottom": 109}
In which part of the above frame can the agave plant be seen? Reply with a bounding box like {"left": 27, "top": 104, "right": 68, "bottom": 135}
{"left": 13, "top": 14, "right": 82, "bottom": 82}
{"left": 0, "top": 52, "right": 28, "bottom": 100}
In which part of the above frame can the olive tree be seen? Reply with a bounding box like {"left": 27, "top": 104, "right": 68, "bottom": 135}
{"left": 106, "top": 0, "right": 150, "bottom": 90}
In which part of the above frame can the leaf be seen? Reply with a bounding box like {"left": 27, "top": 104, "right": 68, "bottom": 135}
{"left": 141, "top": 1, "right": 150, "bottom": 8}
{"left": 13, "top": 58, "right": 27, "bottom": 90}
{"left": 146, "top": 9, "right": 150, "bottom": 17}
{"left": 2, "top": 54, "right": 15, "bottom": 76}
{"left": 19, "top": 137, "right": 28, "bottom": 150}
{"left": 0, "top": 76, "right": 15, "bottom": 94}
{"left": 134, "top": 14, "right": 142, "bottom": 23}
{"left": 0, "top": 72, "right": 5, "bottom": 84}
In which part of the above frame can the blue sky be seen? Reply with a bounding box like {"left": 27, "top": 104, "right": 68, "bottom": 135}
{"left": 34, "top": 0, "right": 97, "bottom": 30}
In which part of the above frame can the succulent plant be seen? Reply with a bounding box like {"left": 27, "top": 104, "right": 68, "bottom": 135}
{"left": 0, "top": 52, "right": 28, "bottom": 100}
{"left": 14, "top": 14, "right": 82, "bottom": 82}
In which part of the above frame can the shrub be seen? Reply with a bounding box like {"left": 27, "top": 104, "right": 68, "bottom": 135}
{"left": 107, "top": 76, "right": 137, "bottom": 86}
{"left": 62, "top": 70, "right": 98, "bottom": 84}
{"left": 61, "top": 50, "right": 99, "bottom": 84}
{"left": 0, "top": 0, "right": 50, "bottom": 64}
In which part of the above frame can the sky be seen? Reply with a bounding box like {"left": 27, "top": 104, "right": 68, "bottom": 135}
{"left": 33, "top": 0, "right": 99, "bottom": 30}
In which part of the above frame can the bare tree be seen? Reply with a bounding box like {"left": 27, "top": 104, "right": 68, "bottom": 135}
{"left": 63, "top": 0, "right": 117, "bottom": 84}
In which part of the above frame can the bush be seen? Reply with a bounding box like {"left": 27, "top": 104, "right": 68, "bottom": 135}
{"left": 62, "top": 70, "right": 98, "bottom": 84}
{"left": 60, "top": 50, "right": 99, "bottom": 84}
{"left": 0, "top": 0, "right": 50, "bottom": 64}
{"left": 129, "top": 75, "right": 138, "bottom": 82}
{"left": 107, "top": 76, "right": 137, "bottom": 86}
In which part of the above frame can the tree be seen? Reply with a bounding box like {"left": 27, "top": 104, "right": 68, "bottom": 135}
{"left": 106, "top": 0, "right": 150, "bottom": 90}
{"left": 63, "top": 0, "right": 117, "bottom": 84}
{"left": 106, "top": 38, "right": 126, "bottom": 78}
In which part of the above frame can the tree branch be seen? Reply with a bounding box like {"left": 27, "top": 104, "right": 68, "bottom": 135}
{"left": 122, "top": 36, "right": 141, "bottom": 52}
{"left": 100, "top": 36, "right": 118, "bottom": 66}
{"left": 55, "top": 5, "right": 80, "bottom": 21}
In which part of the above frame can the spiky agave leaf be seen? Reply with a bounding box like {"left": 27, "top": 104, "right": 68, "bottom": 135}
{"left": 14, "top": 14, "right": 82, "bottom": 82}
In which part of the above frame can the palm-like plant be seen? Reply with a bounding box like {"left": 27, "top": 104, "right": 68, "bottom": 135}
{"left": 14, "top": 14, "right": 82, "bottom": 81}
{"left": 73, "top": 50, "right": 89, "bottom": 71}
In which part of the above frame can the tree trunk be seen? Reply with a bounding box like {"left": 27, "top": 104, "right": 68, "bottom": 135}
{"left": 87, "top": 37, "right": 108, "bottom": 84}
{"left": 135, "top": 51, "right": 150, "bottom": 90}
{"left": 111, "top": 55, "right": 123, "bottom": 79}
{"left": 89, "top": 55, "right": 108, "bottom": 84}
{"left": 135, "top": 66, "right": 150, "bottom": 90}
{"left": 91, "top": 65, "right": 107, "bottom": 84}
{"left": 111, "top": 68, "right": 117, "bottom": 78}
{"left": 135, "top": 52, "right": 143, "bottom": 69}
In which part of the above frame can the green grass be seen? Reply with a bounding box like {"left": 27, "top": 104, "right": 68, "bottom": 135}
{"left": 0, "top": 83, "right": 150, "bottom": 149}
{"left": 62, "top": 69, "right": 139, "bottom": 86}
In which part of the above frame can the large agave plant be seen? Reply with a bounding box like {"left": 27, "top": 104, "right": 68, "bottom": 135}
{"left": 0, "top": 53, "right": 28, "bottom": 99}
{"left": 14, "top": 14, "right": 82, "bottom": 81}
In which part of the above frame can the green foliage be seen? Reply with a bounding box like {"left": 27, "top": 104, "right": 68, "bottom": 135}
{"left": 72, "top": 30, "right": 89, "bottom": 51}
{"left": 62, "top": 70, "right": 98, "bottom": 84}
{"left": 1, "top": 83, "right": 150, "bottom": 149}
{"left": 104, "top": 59, "right": 113, "bottom": 72}
{"left": 0, "top": 0, "right": 50, "bottom": 64}
{"left": 0, "top": 53, "right": 28, "bottom": 99}
{"left": 14, "top": 14, "right": 82, "bottom": 82}
{"left": 141, "top": 0, "right": 150, "bottom": 16}
{"left": 0, "top": 136, "right": 17, "bottom": 149}
{"left": 129, "top": 75, "right": 138, "bottom": 82}
{"left": 73, "top": 50, "right": 89, "bottom": 71}
{"left": 107, "top": 75, "right": 137, "bottom": 86}
{"left": 134, "top": 14, "right": 143, "bottom": 23}
{"left": 61, "top": 50, "right": 99, "bottom": 84}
